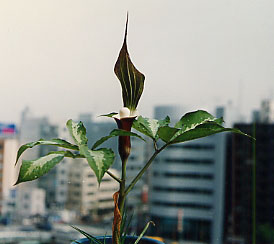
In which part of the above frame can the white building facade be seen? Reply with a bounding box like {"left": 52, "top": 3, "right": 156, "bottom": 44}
{"left": 149, "top": 106, "right": 226, "bottom": 244}
{"left": 0, "top": 138, "right": 19, "bottom": 216}
{"left": 66, "top": 158, "right": 119, "bottom": 221}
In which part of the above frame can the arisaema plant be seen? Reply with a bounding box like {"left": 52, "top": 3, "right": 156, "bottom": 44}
{"left": 15, "top": 15, "right": 252, "bottom": 244}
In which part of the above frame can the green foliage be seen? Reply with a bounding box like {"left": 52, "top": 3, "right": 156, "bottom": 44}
{"left": 66, "top": 120, "right": 115, "bottom": 184}
{"left": 16, "top": 119, "right": 115, "bottom": 185}
{"left": 132, "top": 116, "right": 170, "bottom": 141}
{"left": 71, "top": 226, "right": 103, "bottom": 244}
{"left": 15, "top": 153, "right": 65, "bottom": 184}
{"left": 66, "top": 119, "right": 88, "bottom": 146}
{"left": 134, "top": 221, "right": 155, "bottom": 244}
{"left": 80, "top": 146, "right": 115, "bottom": 184}
{"left": 100, "top": 112, "right": 118, "bottom": 118}
{"left": 114, "top": 16, "right": 145, "bottom": 112}
{"left": 16, "top": 138, "right": 79, "bottom": 165}
{"left": 157, "top": 110, "right": 251, "bottom": 144}
{"left": 92, "top": 129, "right": 145, "bottom": 150}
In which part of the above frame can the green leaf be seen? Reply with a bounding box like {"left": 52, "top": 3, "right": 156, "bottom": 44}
{"left": 100, "top": 112, "right": 118, "bottom": 118}
{"left": 47, "top": 150, "right": 84, "bottom": 159}
{"left": 158, "top": 110, "right": 252, "bottom": 144}
{"left": 66, "top": 119, "right": 115, "bottom": 184}
{"left": 172, "top": 122, "right": 250, "bottom": 143}
{"left": 66, "top": 120, "right": 88, "bottom": 145}
{"left": 16, "top": 138, "right": 79, "bottom": 165}
{"left": 114, "top": 16, "right": 145, "bottom": 111}
{"left": 132, "top": 116, "right": 170, "bottom": 140}
{"left": 92, "top": 129, "right": 145, "bottom": 150}
{"left": 15, "top": 153, "right": 64, "bottom": 184}
{"left": 71, "top": 226, "right": 103, "bottom": 244}
{"left": 174, "top": 110, "right": 220, "bottom": 129}
{"left": 79, "top": 146, "right": 115, "bottom": 184}
{"left": 157, "top": 126, "right": 180, "bottom": 143}
{"left": 134, "top": 221, "right": 155, "bottom": 244}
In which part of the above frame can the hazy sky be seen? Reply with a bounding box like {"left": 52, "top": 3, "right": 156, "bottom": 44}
{"left": 0, "top": 0, "right": 273, "bottom": 125}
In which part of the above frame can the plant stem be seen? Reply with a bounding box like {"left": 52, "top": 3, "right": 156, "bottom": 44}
{"left": 107, "top": 170, "right": 122, "bottom": 183}
{"left": 252, "top": 122, "right": 256, "bottom": 244}
{"left": 118, "top": 158, "right": 128, "bottom": 216}
{"left": 124, "top": 143, "right": 168, "bottom": 196}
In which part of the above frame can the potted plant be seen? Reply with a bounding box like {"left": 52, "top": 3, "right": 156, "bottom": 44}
{"left": 15, "top": 16, "right": 250, "bottom": 244}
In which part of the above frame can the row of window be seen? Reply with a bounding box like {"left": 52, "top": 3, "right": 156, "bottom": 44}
{"left": 164, "top": 158, "right": 214, "bottom": 165}
{"left": 153, "top": 172, "right": 214, "bottom": 180}
{"left": 168, "top": 144, "right": 215, "bottom": 150}
{"left": 153, "top": 186, "right": 213, "bottom": 195}
{"left": 99, "top": 198, "right": 113, "bottom": 203}
{"left": 152, "top": 201, "right": 212, "bottom": 210}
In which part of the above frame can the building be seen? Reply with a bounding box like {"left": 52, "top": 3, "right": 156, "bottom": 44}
{"left": 259, "top": 99, "right": 274, "bottom": 123}
{"left": 126, "top": 135, "right": 148, "bottom": 232}
{"left": 16, "top": 187, "right": 46, "bottom": 217}
{"left": 149, "top": 105, "right": 227, "bottom": 244}
{"left": 224, "top": 122, "right": 274, "bottom": 244}
{"left": 66, "top": 158, "right": 119, "bottom": 221}
{"left": 18, "top": 109, "right": 60, "bottom": 211}
{"left": 0, "top": 123, "right": 18, "bottom": 215}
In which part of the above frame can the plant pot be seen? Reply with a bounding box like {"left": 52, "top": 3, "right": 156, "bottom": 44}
{"left": 71, "top": 236, "right": 165, "bottom": 244}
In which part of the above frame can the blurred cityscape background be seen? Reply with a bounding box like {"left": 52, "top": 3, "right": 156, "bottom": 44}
{"left": 1, "top": 100, "right": 274, "bottom": 244}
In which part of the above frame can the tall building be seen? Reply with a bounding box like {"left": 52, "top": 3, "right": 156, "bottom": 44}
{"left": 66, "top": 158, "right": 119, "bottom": 221}
{"left": 149, "top": 106, "right": 226, "bottom": 244}
{"left": 18, "top": 110, "right": 59, "bottom": 210}
{"left": 224, "top": 122, "right": 274, "bottom": 244}
{"left": 0, "top": 123, "right": 18, "bottom": 215}
{"left": 260, "top": 99, "right": 274, "bottom": 123}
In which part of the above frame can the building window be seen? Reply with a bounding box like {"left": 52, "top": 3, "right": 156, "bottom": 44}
{"left": 153, "top": 186, "right": 213, "bottom": 195}
{"left": 101, "top": 178, "right": 111, "bottom": 182}
{"left": 168, "top": 144, "right": 215, "bottom": 150}
{"left": 99, "top": 198, "right": 113, "bottom": 203}
{"left": 152, "top": 201, "right": 212, "bottom": 210}
{"left": 164, "top": 172, "right": 214, "bottom": 180}
{"left": 164, "top": 158, "right": 214, "bottom": 165}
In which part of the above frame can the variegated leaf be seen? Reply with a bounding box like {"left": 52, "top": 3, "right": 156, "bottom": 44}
{"left": 79, "top": 146, "right": 115, "bottom": 184}
{"left": 16, "top": 138, "right": 79, "bottom": 165}
{"left": 174, "top": 110, "right": 222, "bottom": 130}
{"left": 47, "top": 150, "right": 84, "bottom": 159}
{"left": 100, "top": 112, "right": 118, "bottom": 118}
{"left": 92, "top": 129, "right": 145, "bottom": 150}
{"left": 158, "top": 110, "right": 251, "bottom": 144}
{"left": 133, "top": 116, "right": 170, "bottom": 140}
{"left": 66, "top": 119, "right": 88, "bottom": 145}
{"left": 171, "top": 122, "right": 250, "bottom": 144}
{"left": 114, "top": 16, "right": 145, "bottom": 111}
{"left": 15, "top": 153, "right": 64, "bottom": 184}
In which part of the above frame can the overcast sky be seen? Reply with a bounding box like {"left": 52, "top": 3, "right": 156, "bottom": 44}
{"left": 0, "top": 0, "right": 273, "bottom": 125}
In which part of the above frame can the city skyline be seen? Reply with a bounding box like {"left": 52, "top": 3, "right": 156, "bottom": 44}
{"left": 0, "top": 0, "right": 273, "bottom": 125}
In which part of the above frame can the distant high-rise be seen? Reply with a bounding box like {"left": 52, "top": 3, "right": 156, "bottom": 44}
{"left": 0, "top": 123, "right": 18, "bottom": 215}
{"left": 259, "top": 99, "right": 274, "bottom": 123}
{"left": 224, "top": 122, "right": 274, "bottom": 244}
{"left": 66, "top": 158, "right": 119, "bottom": 221}
{"left": 149, "top": 105, "right": 227, "bottom": 244}
{"left": 18, "top": 110, "right": 60, "bottom": 209}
